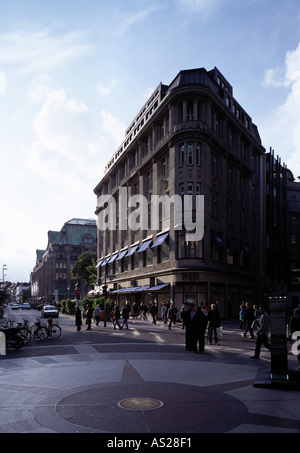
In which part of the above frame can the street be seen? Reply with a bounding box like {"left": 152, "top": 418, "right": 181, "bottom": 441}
{"left": 1, "top": 306, "right": 300, "bottom": 434}
{"left": 1, "top": 305, "right": 260, "bottom": 360}
{"left": 1, "top": 306, "right": 189, "bottom": 358}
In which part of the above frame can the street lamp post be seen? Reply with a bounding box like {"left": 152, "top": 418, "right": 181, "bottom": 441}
{"left": 1, "top": 265, "right": 7, "bottom": 305}
{"left": 2, "top": 265, "right": 7, "bottom": 286}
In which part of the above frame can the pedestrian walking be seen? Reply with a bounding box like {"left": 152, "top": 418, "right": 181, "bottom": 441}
{"left": 132, "top": 302, "right": 138, "bottom": 319}
{"left": 181, "top": 303, "right": 188, "bottom": 330}
{"left": 207, "top": 303, "right": 221, "bottom": 345}
{"left": 75, "top": 305, "right": 82, "bottom": 331}
{"left": 150, "top": 302, "right": 158, "bottom": 325}
{"left": 242, "top": 302, "right": 255, "bottom": 338}
{"left": 184, "top": 303, "right": 196, "bottom": 350}
{"left": 251, "top": 306, "right": 271, "bottom": 359}
{"left": 139, "top": 303, "right": 144, "bottom": 320}
{"left": 193, "top": 306, "right": 208, "bottom": 353}
{"left": 167, "top": 303, "right": 175, "bottom": 330}
{"left": 85, "top": 304, "right": 93, "bottom": 330}
{"left": 143, "top": 303, "right": 148, "bottom": 320}
{"left": 239, "top": 303, "right": 246, "bottom": 329}
{"left": 94, "top": 304, "right": 101, "bottom": 326}
{"left": 251, "top": 304, "right": 260, "bottom": 332}
{"left": 112, "top": 303, "right": 122, "bottom": 330}
{"left": 161, "top": 303, "right": 168, "bottom": 324}
{"left": 121, "top": 303, "right": 130, "bottom": 329}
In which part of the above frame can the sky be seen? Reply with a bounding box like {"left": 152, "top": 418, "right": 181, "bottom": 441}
{"left": 1, "top": 0, "right": 300, "bottom": 283}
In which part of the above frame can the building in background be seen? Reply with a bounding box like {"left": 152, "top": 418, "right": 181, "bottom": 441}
{"left": 286, "top": 168, "right": 300, "bottom": 310}
{"left": 31, "top": 218, "right": 97, "bottom": 304}
{"left": 263, "top": 149, "right": 300, "bottom": 311}
{"left": 264, "top": 149, "right": 287, "bottom": 297}
{"left": 94, "top": 67, "right": 266, "bottom": 318}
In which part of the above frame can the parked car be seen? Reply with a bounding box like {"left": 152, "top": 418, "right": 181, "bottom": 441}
{"left": 10, "top": 303, "right": 20, "bottom": 310}
{"left": 41, "top": 305, "right": 59, "bottom": 318}
{"left": 21, "top": 303, "right": 31, "bottom": 310}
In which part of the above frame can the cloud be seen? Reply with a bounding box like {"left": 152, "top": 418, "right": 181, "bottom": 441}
{"left": 23, "top": 84, "right": 127, "bottom": 193}
{"left": 175, "top": 0, "right": 224, "bottom": 19}
{"left": 263, "top": 42, "right": 300, "bottom": 177}
{"left": 114, "top": 4, "right": 166, "bottom": 37}
{"left": 23, "top": 88, "right": 104, "bottom": 192}
{"left": 97, "top": 78, "right": 120, "bottom": 97}
{"left": 100, "top": 110, "right": 126, "bottom": 147}
{"left": 0, "top": 29, "right": 92, "bottom": 75}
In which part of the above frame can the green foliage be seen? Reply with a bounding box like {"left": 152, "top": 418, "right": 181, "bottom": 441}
{"left": 60, "top": 299, "right": 76, "bottom": 314}
{"left": 71, "top": 253, "right": 97, "bottom": 286}
{"left": 82, "top": 296, "right": 112, "bottom": 313}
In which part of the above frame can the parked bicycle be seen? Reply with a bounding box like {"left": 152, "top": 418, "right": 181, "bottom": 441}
{"left": 31, "top": 318, "right": 48, "bottom": 340}
{"left": 45, "top": 318, "right": 62, "bottom": 339}
{"left": 31, "top": 318, "right": 61, "bottom": 341}
{"left": 16, "top": 319, "right": 32, "bottom": 345}
{"left": 1, "top": 318, "right": 31, "bottom": 345}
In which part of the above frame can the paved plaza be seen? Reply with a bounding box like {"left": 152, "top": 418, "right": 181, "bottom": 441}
{"left": 0, "top": 313, "right": 300, "bottom": 434}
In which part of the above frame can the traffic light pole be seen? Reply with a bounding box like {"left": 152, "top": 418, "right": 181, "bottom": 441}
{"left": 103, "top": 274, "right": 107, "bottom": 328}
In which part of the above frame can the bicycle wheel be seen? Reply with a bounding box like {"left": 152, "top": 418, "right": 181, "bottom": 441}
{"left": 31, "top": 324, "right": 39, "bottom": 339}
{"left": 19, "top": 327, "right": 31, "bottom": 345}
{"left": 50, "top": 324, "right": 61, "bottom": 339}
{"left": 36, "top": 326, "right": 48, "bottom": 341}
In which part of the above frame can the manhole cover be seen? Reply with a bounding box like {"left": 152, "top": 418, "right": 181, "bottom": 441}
{"left": 118, "top": 397, "right": 163, "bottom": 411}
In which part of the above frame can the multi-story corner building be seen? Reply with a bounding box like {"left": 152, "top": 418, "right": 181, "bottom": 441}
{"left": 31, "top": 218, "right": 97, "bottom": 304}
{"left": 286, "top": 169, "right": 300, "bottom": 310}
{"left": 263, "top": 150, "right": 300, "bottom": 311}
{"left": 264, "top": 150, "right": 287, "bottom": 296}
{"left": 94, "top": 67, "right": 265, "bottom": 318}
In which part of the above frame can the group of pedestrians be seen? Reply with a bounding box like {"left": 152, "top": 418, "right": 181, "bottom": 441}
{"left": 240, "top": 302, "right": 300, "bottom": 363}
{"left": 239, "top": 302, "right": 272, "bottom": 359}
{"left": 74, "top": 299, "right": 300, "bottom": 366}
{"left": 184, "top": 303, "right": 221, "bottom": 353}
{"left": 111, "top": 302, "right": 130, "bottom": 329}
{"left": 75, "top": 302, "right": 131, "bottom": 331}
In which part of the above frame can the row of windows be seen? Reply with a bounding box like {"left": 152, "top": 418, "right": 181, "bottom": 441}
{"left": 99, "top": 188, "right": 255, "bottom": 254}
{"left": 101, "top": 134, "right": 257, "bottom": 197}
{"left": 179, "top": 143, "right": 202, "bottom": 166}
{"left": 266, "top": 234, "right": 297, "bottom": 248}
{"left": 56, "top": 262, "right": 76, "bottom": 269}
{"left": 99, "top": 232, "right": 251, "bottom": 278}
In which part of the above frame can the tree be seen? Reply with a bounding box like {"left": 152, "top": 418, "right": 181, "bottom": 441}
{"left": 71, "top": 253, "right": 97, "bottom": 287}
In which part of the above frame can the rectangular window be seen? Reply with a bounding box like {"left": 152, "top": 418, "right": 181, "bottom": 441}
{"left": 211, "top": 153, "right": 217, "bottom": 176}
{"left": 187, "top": 143, "right": 193, "bottom": 165}
{"left": 180, "top": 145, "right": 185, "bottom": 166}
{"left": 162, "top": 158, "right": 167, "bottom": 178}
{"left": 187, "top": 100, "right": 194, "bottom": 121}
{"left": 211, "top": 191, "right": 218, "bottom": 217}
{"left": 227, "top": 248, "right": 234, "bottom": 265}
{"left": 144, "top": 246, "right": 153, "bottom": 267}
{"left": 240, "top": 208, "right": 246, "bottom": 231}
{"left": 196, "top": 144, "right": 201, "bottom": 166}
{"left": 227, "top": 165, "right": 233, "bottom": 187}
{"left": 227, "top": 199, "right": 233, "bottom": 225}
